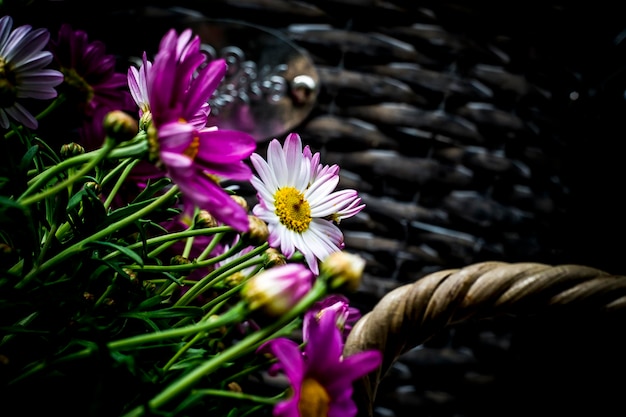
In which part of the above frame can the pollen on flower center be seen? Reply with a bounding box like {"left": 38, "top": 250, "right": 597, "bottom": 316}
{"left": 298, "top": 377, "right": 330, "bottom": 417}
{"left": 183, "top": 135, "right": 200, "bottom": 160}
{"left": 274, "top": 187, "right": 311, "bottom": 233}
{"left": 0, "top": 59, "right": 18, "bottom": 107}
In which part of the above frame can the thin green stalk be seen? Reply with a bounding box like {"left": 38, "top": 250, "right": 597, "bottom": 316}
{"left": 107, "top": 301, "right": 248, "bottom": 351}
{"left": 121, "top": 278, "right": 328, "bottom": 417}
{"left": 19, "top": 139, "right": 116, "bottom": 205}
{"left": 101, "top": 226, "right": 232, "bottom": 261}
{"left": 102, "top": 158, "right": 141, "bottom": 209}
{"left": 192, "top": 389, "right": 279, "bottom": 405}
{"left": 16, "top": 185, "right": 180, "bottom": 289}
{"left": 160, "top": 299, "right": 229, "bottom": 372}
{"left": 173, "top": 243, "right": 269, "bottom": 307}
{"left": 195, "top": 232, "right": 224, "bottom": 262}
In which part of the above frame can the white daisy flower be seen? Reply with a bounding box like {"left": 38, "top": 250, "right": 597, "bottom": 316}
{"left": 0, "top": 15, "right": 63, "bottom": 130}
{"left": 250, "top": 132, "right": 365, "bottom": 274}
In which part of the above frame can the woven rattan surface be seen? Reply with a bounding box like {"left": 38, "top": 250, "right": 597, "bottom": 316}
{"left": 12, "top": 1, "right": 626, "bottom": 416}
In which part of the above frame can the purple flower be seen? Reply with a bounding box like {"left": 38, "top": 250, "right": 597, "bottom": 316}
{"left": 258, "top": 302, "right": 382, "bottom": 417}
{"left": 303, "top": 294, "right": 361, "bottom": 344}
{"left": 128, "top": 28, "right": 256, "bottom": 232}
{"left": 48, "top": 23, "right": 134, "bottom": 118}
{"left": 0, "top": 15, "right": 63, "bottom": 130}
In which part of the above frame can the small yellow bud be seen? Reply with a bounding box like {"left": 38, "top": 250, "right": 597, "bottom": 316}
{"left": 230, "top": 195, "right": 249, "bottom": 212}
{"left": 170, "top": 255, "right": 191, "bottom": 266}
{"left": 224, "top": 271, "right": 246, "bottom": 288}
{"left": 264, "top": 248, "right": 286, "bottom": 267}
{"left": 243, "top": 215, "right": 269, "bottom": 246}
{"left": 103, "top": 110, "right": 138, "bottom": 143}
{"left": 320, "top": 251, "right": 366, "bottom": 292}
{"left": 83, "top": 181, "right": 101, "bottom": 195}
{"left": 60, "top": 142, "right": 85, "bottom": 158}
{"left": 228, "top": 382, "right": 243, "bottom": 393}
{"left": 195, "top": 210, "right": 218, "bottom": 228}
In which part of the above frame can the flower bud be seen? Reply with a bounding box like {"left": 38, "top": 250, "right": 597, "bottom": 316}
{"left": 264, "top": 248, "right": 286, "bottom": 267}
{"left": 320, "top": 251, "right": 366, "bottom": 292}
{"left": 243, "top": 215, "right": 269, "bottom": 246}
{"left": 195, "top": 210, "right": 218, "bottom": 228}
{"left": 230, "top": 195, "right": 249, "bottom": 212}
{"left": 60, "top": 142, "right": 85, "bottom": 158}
{"left": 83, "top": 181, "right": 101, "bottom": 195}
{"left": 170, "top": 255, "right": 191, "bottom": 266}
{"left": 103, "top": 110, "right": 138, "bottom": 143}
{"left": 241, "top": 263, "right": 313, "bottom": 317}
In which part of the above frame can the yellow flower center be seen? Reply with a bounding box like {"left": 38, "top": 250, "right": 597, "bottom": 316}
{"left": 298, "top": 377, "right": 331, "bottom": 417}
{"left": 0, "top": 58, "right": 18, "bottom": 107}
{"left": 61, "top": 67, "right": 94, "bottom": 105}
{"left": 274, "top": 187, "right": 311, "bottom": 233}
{"left": 183, "top": 135, "right": 200, "bottom": 160}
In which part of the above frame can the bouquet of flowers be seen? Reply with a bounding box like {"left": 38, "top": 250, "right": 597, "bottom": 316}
{"left": 0, "top": 13, "right": 382, "bottom": 417}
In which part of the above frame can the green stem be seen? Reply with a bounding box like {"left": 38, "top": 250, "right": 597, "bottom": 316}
{"left": 160, "top": 298, "right": 228, "bottom": 372}
{"left": 18, "top": 139, "right": 117, "bottom": 206}
{"left": 108, "top": 302, "right": 247, "bottom": 351}
{"left": 195, "top": 232, "right": 224, "bottom": 262}
{"left": 101, "top": 226, "right": 232, "bottom": 261}
{"left": 122, "top": 278, "right": 328, "bottom": 417}
{"left": 102, "top": 158, "right": 141, "bottom": 209}
{"left": 192, "top": 389, "right": 279, "bottom": 405}
{"left": 15, "top": 185, "right": 179, "bottom": 290}
{"left": 173, "top": 243, "right": 269, "bottom": 307}
{"left": 23, "top": 137, "right": 146, "bottom": 192}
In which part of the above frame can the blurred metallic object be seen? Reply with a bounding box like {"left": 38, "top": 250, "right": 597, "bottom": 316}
{"left": 186, "top": 17, "right": 320, "bottom": 142}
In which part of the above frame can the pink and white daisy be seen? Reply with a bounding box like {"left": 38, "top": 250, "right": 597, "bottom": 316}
{"left": 0, "top": 15, "right": 63, "bottom": 130}
{"left": 250, "top": 133, "right": 365, "bottom": 274}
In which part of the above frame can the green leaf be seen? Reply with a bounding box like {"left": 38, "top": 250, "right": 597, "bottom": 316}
{"left": 18, "top": 145, "right": 39, "bottom": 172}
{"left": 132, "top": 177, "right": 172, "bottom": 203}
{"left": 88, "top": 241, "right": 144, "bottom": 266}
{"left": 122, "top": 306, "right": 204, "bottom": 319}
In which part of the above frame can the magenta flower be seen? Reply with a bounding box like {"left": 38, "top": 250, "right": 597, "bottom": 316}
{"left": 129, "top": 28, "right": 256, "bottom": 232}
{"left": 303, "top": 294, "right": 361, "bottom": 344}
{"left": 241, "top": 263, "right": 313, "bottom": 317}
{"left": 251, "top": 133, "right": 365, "bottom": 274}
{"left": 258, "top": 302, "right": 382, "bottom": 417}
{"left": 0, "top": 15, "right": 63, "bottom": 130}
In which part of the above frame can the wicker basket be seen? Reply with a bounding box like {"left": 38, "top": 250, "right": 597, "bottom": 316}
{"left": 343, "top": 261, "right": 626, "bottom": 416}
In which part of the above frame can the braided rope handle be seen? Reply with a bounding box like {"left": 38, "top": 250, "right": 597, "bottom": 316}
{"left": 343, "top": 261, "right": 626, "bottom": 416}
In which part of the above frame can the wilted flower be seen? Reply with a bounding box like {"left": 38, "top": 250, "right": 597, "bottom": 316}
{"left": 258, "top": 301, "right": 382, "bottom": 417}
{"left": 251, "top": 133, "right": 365, "bottom": 274}
{"left": 0, "top": 15, "right": 63, "bottom": 129}
{"left": 241, "top": 263, "right": 313, "bottom": 317}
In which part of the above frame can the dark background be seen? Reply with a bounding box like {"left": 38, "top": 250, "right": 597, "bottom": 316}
{"left": 3, "top": 1, "right": 626, "bottom": 416}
